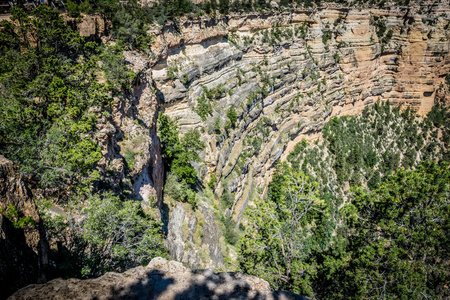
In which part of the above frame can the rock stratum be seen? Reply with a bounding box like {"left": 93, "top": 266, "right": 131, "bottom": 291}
{"left": 9, "top": 257, "right": 307, "bottom": 300}
{"left": 82, "top": 2, "right": 450, "bottom": 269}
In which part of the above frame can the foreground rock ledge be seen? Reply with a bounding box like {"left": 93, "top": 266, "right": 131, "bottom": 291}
{"left": 9, "top": 257, "right": 307, "bottom": 300}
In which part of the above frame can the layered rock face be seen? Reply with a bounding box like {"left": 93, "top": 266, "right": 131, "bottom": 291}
{"left": 9, "top": 257, "right": 307, "bottom": 300}
{"left": 144, "top": 3, "right": 450, "bottom": 268}
{"left": 82, "top": 3, "right": 449, "bottom": 269}
{"left": 0, "top": 156, "right": 49, "bottom": 300}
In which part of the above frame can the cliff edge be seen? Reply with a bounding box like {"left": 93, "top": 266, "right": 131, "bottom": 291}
{"left": 9, "top": 257, "right": 307, "bottom": 300}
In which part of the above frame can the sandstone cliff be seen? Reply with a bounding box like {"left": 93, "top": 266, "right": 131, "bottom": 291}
{"left": 9, "top": 257, "right": 307, "bottom": 300}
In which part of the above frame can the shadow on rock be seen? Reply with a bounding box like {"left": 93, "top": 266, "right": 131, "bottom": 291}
{"left": 9, "top": 257, "right": 308, "bottom": 300}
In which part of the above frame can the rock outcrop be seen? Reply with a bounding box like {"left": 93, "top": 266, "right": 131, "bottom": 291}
{"left": 9, "top": 257, "right": 307, "bottom": 300}
{"left": 64, "top": 14, "right": 107, "bottom": 38}
{"left": 92, "top": 50, "right": 165, "bottom": 210}
{"left": 0, "top": 156, "right": 49, "bottom": 300}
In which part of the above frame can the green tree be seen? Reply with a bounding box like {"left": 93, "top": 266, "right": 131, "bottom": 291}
{"left": 0, "top": 6, "right": 110, "bottom": 189}
{"left": 66, "top": 1, "right": 81, "bottom": 18}
{"left": 158, "top": 113, "right": 204, "bottom": 185}
{"left": 80, "top": 194, "right": 167, "bottom": 276}
{"left": 319, "top": 161, "right": 450, "bottom": 299}
{"left": 40, "top": 193, "right": 167, "bottom": 278}
{"left": 194, "top": 94, "right": 212, "bottom": 121}
{"left": 157, "top": 112, "right": 180, "bottom": 159}
{"left": 227, "top": 105, "right": 238, "bottom": 127}
{"left": 112, "top": 9, "right": 152, "bottom": 50}
{"left": 239, "top": 164, "right": 326, "bottom": 295}
{"left": 219, "top": 0, "right": 230, "bottom": 14}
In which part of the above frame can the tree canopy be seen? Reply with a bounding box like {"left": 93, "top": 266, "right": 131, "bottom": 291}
{"left": 0, "top": 6, "right": 123, "bottom": 189}
{"left": 239, "top": 164, "right": 328, "bottom": 295}
{"left": 0, "top": 6, "right": 167, "bottom": 281}
{"left": 329, "top": 161, "right": 450, "bottom": 299}
{"left": 39, "top": 193, "right": 167, "bottom": 278}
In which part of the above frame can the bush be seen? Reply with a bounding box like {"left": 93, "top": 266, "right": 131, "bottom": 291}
{"left": 219, "top": 0, "right": 230, "bottom": 14}
{"left": 80, "top": 194, "right": 167, "bottom": 276}
{"left": 371, "top": 16, "right": 387, "bottom": 38}
{"left": 208, "top": 173, "right": 216, "bottom": 189}
{"left": 164, "top": 172, "right": 189, "bottom": 201}
{"left": 164, "top": 173, "right": 198, "bottom": 208}
{"left": 322, "top": 30, "right": 332, "bottom": 44}
{"left": 66, "top": 1, "right": 81, "bottom": 18}
{"left": 40, "top": 193, "right": 167, "bottom": 278}
{"left": 194, "top": 95, "right": 212, "bottom": 121}
{"left": 227, "top": 105, "right": 238, "bottom": 127}
{"left": 0, "top": 204, "right": 35, "bottom": 229}
{"left": 222, "top": 216, "right": 238, "bottom": 245}
{"left": 213, "top": 117, "right": 222, "bottom": 134}
{"left": 123, "top": 147, "right": 137, "bottom": 170}
{"left": 101, "top": 46, "right": 137, "bottom": 93}
{"left": 220, "top": 186, "right": 234, "bottom": 208}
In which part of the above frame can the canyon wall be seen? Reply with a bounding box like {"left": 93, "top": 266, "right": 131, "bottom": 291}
{"left": 93, "top": 2, "right": 450, "bottom": 269}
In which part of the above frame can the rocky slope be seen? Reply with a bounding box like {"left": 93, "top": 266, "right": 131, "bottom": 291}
{"left": 9, "top": 257, "right": 307, "bottom": 300}
{"left": 85, "top": 2, "right": 450, "bottom": 269}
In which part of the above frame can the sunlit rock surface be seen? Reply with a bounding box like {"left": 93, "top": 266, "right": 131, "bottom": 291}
{"left": 9, "top": 257, "right": 307, "bottom": 300}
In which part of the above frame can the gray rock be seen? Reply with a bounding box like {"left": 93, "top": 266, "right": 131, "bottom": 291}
{"left": 200, "top": 204, "right": 224, "bottom": 268}
{"left": 167, "top": 204, "right": 186, "bottom": 262}
{"left": 10, "top": 257, "right": 309, "bottom": 300}
{"left": 187, "top": 215, "right": 198, "bottom": 244}
{"left": 182, "top": 250, "right": 202, "bottom": 270}
{"left": 160, "top": 79, "right": 187, "bottom": 103}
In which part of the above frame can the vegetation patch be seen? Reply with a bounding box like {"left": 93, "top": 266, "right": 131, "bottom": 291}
{"left": 239, "top": 95, "right": 450, "bottom": 298}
